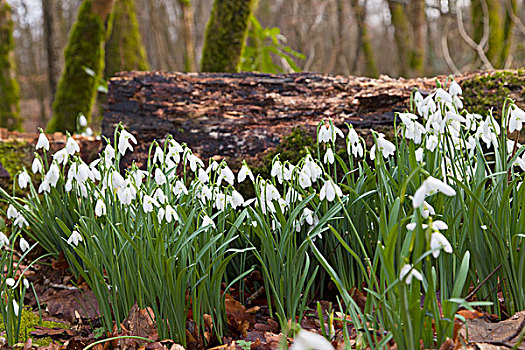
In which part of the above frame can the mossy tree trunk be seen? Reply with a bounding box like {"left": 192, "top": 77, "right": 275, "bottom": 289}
{"left": 0, "top": 0, "right": 21, "bottom": 131}
{"left": 387, "top": 0, "right": 411, "bottom": 77}
{"left": 42, "top": 0, "right": 63, "bottom": 99}
{"left": 200, "top": 0, "right": 256, "bottom": 73}
{"left": 350, "top": 0, "right": 378, "bottom": 77}
{"left": 409, "top": 0, "right": 426, "bottom": 76}
{"left": 104, "top": 0, "right": 149, "bottom": 78}
{"left": 500, "top": 0, "right": 516, "bottom": 67}
{"left": 471, "top": 0, "right": 504, "bottom": 68}
{"left": 47, "top": 0, "right": 115, "bottom": 133}
{"left": 178, "top": 0, "right": 197, "bottom": 72}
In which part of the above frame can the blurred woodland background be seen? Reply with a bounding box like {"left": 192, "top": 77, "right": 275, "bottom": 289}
{"left": 0, "top": 0, "right": 524, "bottom": 132}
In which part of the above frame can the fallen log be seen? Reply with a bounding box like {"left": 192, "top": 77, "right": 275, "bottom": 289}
{"left": 101, "top": 70, "right": 524, "bottom": 166}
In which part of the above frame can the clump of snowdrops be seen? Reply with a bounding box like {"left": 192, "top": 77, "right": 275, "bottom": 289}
{"left": 1, "top": 78, "right": 524, "bottom": 349}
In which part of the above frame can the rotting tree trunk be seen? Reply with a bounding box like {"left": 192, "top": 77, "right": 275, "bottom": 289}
{"left": 200, "top": 0, "right": 256, "bottom": 73}
{"left": 0, "top": 0, "right": 21, "bottom": 131}
{"left": 104, "top": 0, "right": 149, "bottom": 78}
{"left": 47, "top": 0, "right": 115, "bottom": 133}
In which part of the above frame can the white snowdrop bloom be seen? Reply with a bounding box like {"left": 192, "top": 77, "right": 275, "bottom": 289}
{"left": 465, "top": 113, "right": 480, "bottom": 131}
{"left": 509, "top": 105, "right": 525, "bottom": 133}
{"left": 285, "top": 188, "right": 302, "bottom": 205}
{"left": 38, "top": 179, "right": 51, "bottom": 193}
{"left": 271, "top": 161, "right": 283, "bottom": 183}
{"left": 301, "top": 208, "right": 315, "bottom": 226}
{"left": 95, "top": 199, "right": 106, "bottom": 217}
{"left": 323, "top": 148, "right": 335, "bottom": 164}
{"left": 167, "top": 146, "right": 181, "bottom": 164}
{"left": 449, "top": 80, "right": 462, "bottom": 96}
{"left": 83, "top": 127, "right": 93, "bottom": 136}
{"left": 67, "top": 162, "right": 78, "bottom": 182}
{"left": 231, "top": 190, "right": 245, "bottom": 209}
{"left": 347, "top": 126, "right": 360, "bottom": 144}
{"left": 173, "top": 180, "right": 188, "bottom": 196}
{"left": 413, "top": 176, "right": 456, "bottom": 208}
{"left": 515, "top": 153, "right": 525, "bottom": 172}
{"left": 32, "top": 158, "right": 42, "bottom": 174}
{"left": 347, "top": 139, "right": 364, "bottom": 158}
{"left": 118, "top": 130, "right": 137, "bottom": 156}
{"left": 238, "top": 163, "right": 254, "bottom": 183}
{"left": 117, "top": 187, "right": 134, "bottom": 205}
{"left": 89, "top": 160, "right": 101, "bottom": 182}
{"left": 18, "top": 170, "right": 31, "bottom": 189}
{"left": 406, "top": 223, "right": 428, "bottom": 231}
{"left": 425, "top": 134, "right": 439, "bottom": 152}
{"left": 218, "top": 165, "right": 235, "bottom": 185}
{"left": 65, "top": 137, "right": 80, "bottom": 155}
{"left": 46, "top": 163, "right": 60, "bottom": 187}
{"left": 320, "top": 179, "right": 342, "bottom": 202}
{"left": 78, "top": 114, "right": 88, "bottom": 127}
{"left": 111, "top": 171, "right": 126, "bottom": 191}
{"left": 399, "top": 264, "right": 423, "bottom": 285}
{"left": 20, "top": 237, "right": 30, "bottom": 252}
{"left": 453, "top": 95, "right": 463, "bottom": 109}
{"left": 36, "top": 132, "right": 50, "bottom": 151}
{"left": 398, "top": 112, "right": 418, "bottom": 126}
{"left": 7, "top": 204, "right": 19, "bottom": 219}
{"left": 169, "top": 139, "right": 184, "bottom": 153}
{"left": 305, "top": 156, "right": 323, "bottom": 181}
{"left": 0, "top": 232, "right": 9, "bottom": 247}
{"left": 370, "top": 134, "right": 395, "bottom": 160}
{"left": 318, "top": 122, "right": 344, "bottom": 144}
{"left": 422, "top": 201, "right": 435, "bottom": 219}
{"left": 153, "top": 147, "right": 165, "bottom": 164}
{"left": 434, "top": 88, "right": 453, "bottom": 104}
{"left": 187, "top": 154, "right": 204, "bottom": 172}
{"left": 414, "top": 148, "right": 424, "bottom": 162}
{"left": 208, "top": 160, "right": 220, "bottom": 172}
{"left": 103, "top": 144, "right": 115, "bottom": 166}
{"left": 430, "top": 231, "right": 453, "bottom": 258}
{"left": 14, "top": 214, "right": 29, "bottom": 228}
{"left": 430, "top": 220, "right": 448, "bottom": 231}
{"left": 404, "top": 120, "right": 426, "bottom": 144}
{"left": 298, "top": 168, "right": 312, "bottom": 189}
{"left": 165, "top": 205, "right": 178, "bottom": 223}
{"left": 6, "top": 278, "right": 15, "bottom": 287}
{"left": 201, "top": 215, "right": 215, "bottom": 231}
{"left": 12, "top": 300, "right": 19, "bottom": 317}
{"left": 290, "top": 330, "right": 334, "bottom": 350}
{"left": 142, "top": 195, "right": 159, "bottom": 213}
{"left": 53, "top": 148, "right": 69, "bottom": 165}
{"left": 155, "top": 168, "right": 167, "bottom": 185}
{"left": 198, "top": 168, "right": 209, "bottom": 183}
{"left": 23, "top": 278, "right": 29, "bottom": 289}
{"left": 76, "top": 163, "right": 91, "bottom": 183}
{"left": 153, "top": 188, "right": 167, "bottom": 204}
{"left": 67, "top": 230, "right": 83, "bottom": 247}
{"left": 215, "top": 193, "right": 227, "bottom": 211}
{"left": 157, "top": 207, "right": 165, "bottom": 222}
{"left": 283, "top": 164, "right": 295, "bottom": 181}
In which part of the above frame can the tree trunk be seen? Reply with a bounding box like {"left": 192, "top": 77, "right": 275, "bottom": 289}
{"left": 178, "top": 0, "right": 197, "bottom": 72}
{"left": 350, "top": 0, "right": 378, "bottom": 77}
{"left": 104, "top": 0, "right": 149, "bottom": 78}
{"left": 42, "top": 0, "right": 63, "bottom": 100}
{"left": 0, "top": 0, "right": 21, "bottom": 131}
{"left": 500, "top": 0, "right": 517, "bottom": 67}
{"left": 47, "top": 0, "right": 115, "bottom": 133}
{"left": 200, "top": 0, "right": 256, "bottom": 72}
{"left": 471, "top": 0, "right": 503, "bottom": 68}
{"left": 386, "top": 0, "right": 411, "bottom": 77}
{"left": 409, "top": 0, "right": 426, "bottom": 76}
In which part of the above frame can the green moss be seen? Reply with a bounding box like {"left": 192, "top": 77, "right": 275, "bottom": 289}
{"left": 0, "top": 309, "right": 69, "bottom": 346}
{"left": 461, "top": 70, "right": 525, "bottom": 116}
{"left": 47, "top": 0, "right": 107, "bottom": 133}
{"left": 0, "top": 1, "right": 22, "bottom": 131}
{"left": 104, "top": 0, "right": 149, "bottom": 78}
{"left": 201, "top": 0, "right": 256, "bottom": 72}
{"left": 471, "top": 0, "right": 503, "bottom": 67}
{"left": 0, "top": 140, "right": 33, "bottom": 192}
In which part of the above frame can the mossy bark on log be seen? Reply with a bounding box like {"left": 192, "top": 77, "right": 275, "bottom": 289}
{"left": 104, "top": 0, "right": 149, "bottom": 78}
{"left": 0, "top": 0, "right": 22, "bottom": 131}
{"left": 200, "top": 0, "right": 256, "bottom": 73}
{"left": 47, "top": 0, "right": 115, "bottom": 133}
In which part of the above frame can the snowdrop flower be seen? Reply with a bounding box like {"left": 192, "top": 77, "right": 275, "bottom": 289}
{"left": 23, "top": 278, "right": 29, "bottom": 289}
{"left": 430, "top": 231, "right": 452, "bottom": 258}
{"left": 7, "top": 204, "right": 19, "bottom": 219}
{"left": 118, "top": 130, "right": 137, "bottom": 156}
{"left": 89, "top": 159, "right": 101, "bottom": 181}
{"left": 422, "top": 201, "right": 435, "bottom": 219}
{"left": 78, "top": 114, "right": 88, "bottom": 127}
{"left": 515, "top": 153, "right": 525, "bottom": 171}
{"left": 298, "top": 168, "right": 312, "bottom": 189}
{"left": 198, "top": 168, "right": 209, "bottom": 183}
{"left": 155, "top": 168, "right": 167, "bottom": 185}
{"left": 38, "top": 179, "right": 51, "bottom": 193}
{"left": 305, "top": 156, "right": 322, "bottom": 181}
{"left": 406, "top": 222, "right": 428, "bottom": 231}
{"left": 283, "top": 164, "right": 295, "bottom": 181}
{"left": 95, "top": 199, "right": 106, "bottom": 217}
{"left": 20, "top": 237, "right": 30, "bottom": 252}
{"left": 347, "top": 136, "right": 364, "bottom": 158}
{"left": 449, "top": 80, "right": 462, "bottom": 96}
{"left": 231, "top": 190, "right": 245, "bottom": 209}
{"left": 285, "top": 188, "right": 302, "bottom": 205}
{"left": 76, "top": 163, "right": 91, "bottom": 183}
{"left": 117, "top": 186, "right": 134, "bottom": 205}
{"left": 271, "top": 161, "right": 283, "bottom": 183}
{"left": 14, "top": 214, "right": 29, "bottom": 228}
{"left": 65, "top": 137, "right": 80, "bottom": 155}
{"left": 425, "top": 134, "right": 439, "bottom": 152}
{"left": 323, "top": 148, "right": 335, "bottom": 164}
{"left": 12, "top": 300, "right": 19, "bottom": 317}
{"left": 187, "top": 154, "right": 204, "bottom": 172}
{"left": 153, "top": 188, "right": 167, "bottom": 204}
{"left": 218, "top": 165, "right": 235, "bottom": 185}
{"left": 143, "top": 195, "right": 159, "bottom": 213}
{"left": 172, "top": 180, "right": 188, "bottom": 196}
{"left": 399, "top": 264, "right": 423, "bottom": 285}
{"left": 53, "top": 148, "right": 69, "bottom": 165}
{"left": 36, "top": 132, "right": 50, "bottom": 151}
{"left": 318, "top": 122, "right": 344, "bottom": 144}
{"left": 67, "top": 230, "right": 83, "bottom": 247}
{"left": 320, "top": 179, "right": 342, "bottom": 202}
{"left": 301, "top": 208, "right": 315, "bottom": 226}
{"left": 164, "top": 205, "right": 177, "bottom": 223}
{"left": 238, "top": 163, "right": 254, "bottom": 183}
{"left": 0, "top": 232, "right": 9, "bottom": 247}
{"left": 415, "top": 148, "right": 424, "bottom": 162}
{"left": 32, "top": 157, "right": 42, "bottom": 174}
{"left": 5, "top": 278, "right": 15, "bottom": 287}
{"left": 46, "top": 163, "right": 60, "bottom": 187}
{"left": 435, "top": 88, "right": 453, "bottom": 104}
{"left": 111, "top": 171, "right": 126, "bottom": 191}
{"left": 370, "top": 134, "right": 396, "bottom": 160}
{"left": 290, "top": 329, "right": 334, "bottom": 350}
{"left": 201, "top": 215, "right": 215, "bottom": 231}
{"left": 18, "top": 170, "right": 31, "bottom": 189}
{"left": 153, "top": 147, "right": 164, "bottom": 164}
{"left": 413, "top": 176, "right": 456, "bottom": 208}
{"left": 509, "top": 105, "right": 525, "bottom": 133}
{"left": 103, "top": 144, "right": 115, "bottom": 166}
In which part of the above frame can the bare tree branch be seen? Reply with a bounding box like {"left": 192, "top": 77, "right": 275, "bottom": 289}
{"left": 441, "top": 17, "right": 461, "bottom": 74}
